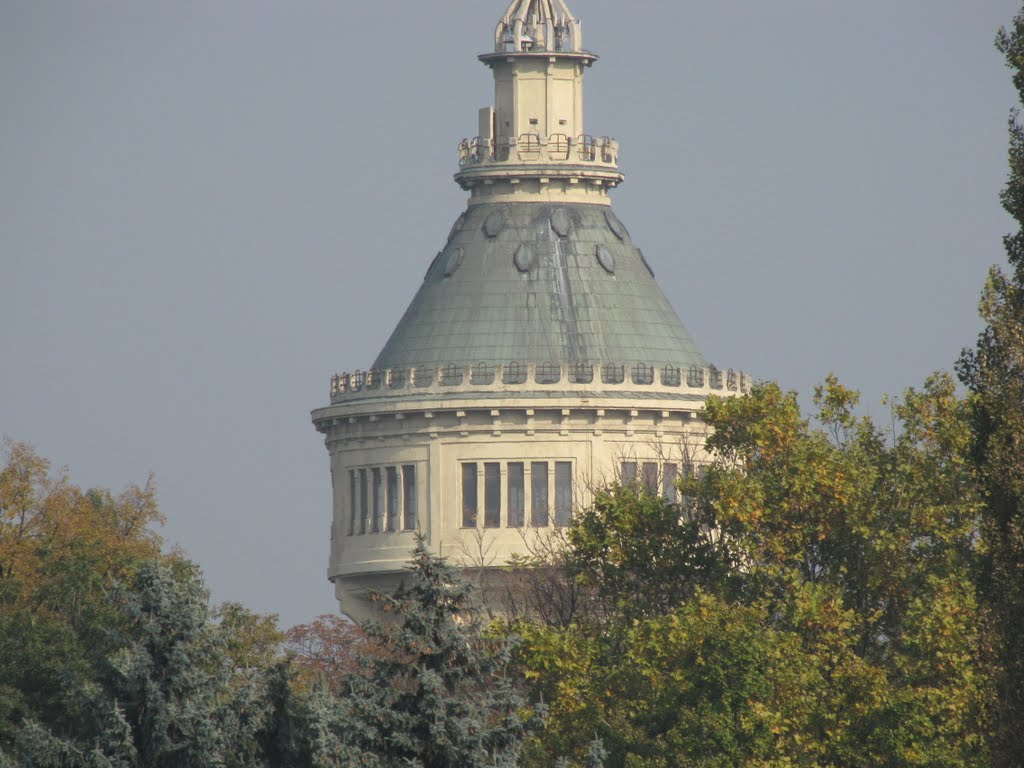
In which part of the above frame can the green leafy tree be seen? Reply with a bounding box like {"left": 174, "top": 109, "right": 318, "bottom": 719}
{"left": 516, "top": 376, "right": 988, "bottom": 768}
{"left": 0, "top": 441, "right": 165, "bottom": 747}
{"left": 566, "top": 485, "right": 736, "bottom": 624}
{"left": 957, "top": 6, "right": 1024, "bottom": 764}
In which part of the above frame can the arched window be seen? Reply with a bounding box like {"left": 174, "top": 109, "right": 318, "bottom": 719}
{"left": 503, "top": 361, "right": 527, "bottom": 385}
{"left": 537, "top": 362, "right": 561, "bottom": 384}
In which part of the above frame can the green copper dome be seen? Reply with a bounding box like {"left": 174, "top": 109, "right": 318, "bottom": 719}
{"left": 371, "top": 202, "right": 706, "bottom": 372}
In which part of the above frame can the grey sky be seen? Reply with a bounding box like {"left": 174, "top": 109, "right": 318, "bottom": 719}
{"left": 0, "top": 0, "right": 1017, "bottom": 628}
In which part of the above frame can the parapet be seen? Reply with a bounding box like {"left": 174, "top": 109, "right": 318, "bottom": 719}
{"left": 458, "top": 133, "right": 619, "bottom": 170}
{"left": 329, "top": 362, "right": 751, "bottom": 405}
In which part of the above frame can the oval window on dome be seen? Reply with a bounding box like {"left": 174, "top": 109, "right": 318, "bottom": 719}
{"left": 637, "top": 248, "right": 655, "bottom": 277}
{"left": 596, "top": 245, "right": 615, "bottom": 274}
{"left": 605, "top": 209, "right": 628, "bottom": 240}
{"left": 444, "top": 247, "right": 465, "bottom": 277}
{"left": 550, "top": 208, "right": 572, "bottom": 237}
{"left": 483, "top": 210, "right": 505, "bottom": 238}
{"left": 514, "top": 244, "right": 535, "bottom": 273}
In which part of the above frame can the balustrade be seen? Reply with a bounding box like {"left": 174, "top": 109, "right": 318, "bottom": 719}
{"left": 329, "top": 361, "right": 752, "bottom": 402}
{"left": 458, "top": 133, "right": 619, "bottom": 169}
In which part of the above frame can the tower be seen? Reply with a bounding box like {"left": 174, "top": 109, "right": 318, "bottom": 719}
{"left": 312, "top": 0, "right": 748, "bottom": 622}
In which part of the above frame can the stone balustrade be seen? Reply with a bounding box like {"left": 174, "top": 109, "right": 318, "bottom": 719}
{"left": 457, "top": 133, "right": 619, "bottom": 169}
{"left": 329, "top": 362, "right": 751, "bottom": 404}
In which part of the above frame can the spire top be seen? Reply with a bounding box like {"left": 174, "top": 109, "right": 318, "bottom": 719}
{"left": 456, "top": 0, "right": 621, "bottom": 204}
{"left": 495, "top": 0, "right": 583, "bottom": 54}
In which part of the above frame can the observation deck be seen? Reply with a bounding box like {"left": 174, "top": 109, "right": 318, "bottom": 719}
{"left": 455, "top": 133, "right": 624, "bottom": 192}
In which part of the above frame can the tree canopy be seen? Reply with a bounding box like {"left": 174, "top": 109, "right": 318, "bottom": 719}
{"left": 6, "top": 4, "right": 1024, "bottom": 765}
{"left": 512, "top": 376, "right": 989, "bottom": 768}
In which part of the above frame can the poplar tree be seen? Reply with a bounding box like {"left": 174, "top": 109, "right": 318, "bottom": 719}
{"left": 957, "top": 6, "right": 1024, "bottom": 764}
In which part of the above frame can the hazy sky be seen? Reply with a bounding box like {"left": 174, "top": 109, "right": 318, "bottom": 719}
{"left": 1, "top": 0, "right": 1018, "bottom": 627}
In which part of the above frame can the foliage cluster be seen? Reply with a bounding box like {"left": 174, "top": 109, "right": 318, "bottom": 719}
{"left": 4, "top": 4, "right": 1024, "bottom": 766}
{"left": 956, "top": 6, "right": 1024, "bottom": 765}
{"left": 0, "top": 442, "right": 530, "bottom": 767}
{"left": 512, "top": 374, "right": 989, "bottom": 768}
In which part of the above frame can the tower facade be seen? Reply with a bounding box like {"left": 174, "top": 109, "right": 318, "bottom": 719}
{"left": 312, "top": 0, "right": 748, "bottom": 622}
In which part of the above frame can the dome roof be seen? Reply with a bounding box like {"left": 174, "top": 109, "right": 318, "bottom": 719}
{"left": 372, "top": 203, "right": 706, "bottom": 373}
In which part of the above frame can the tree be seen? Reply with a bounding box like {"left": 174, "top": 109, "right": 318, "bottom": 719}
{"left": 957, "top": 6, "right": 1024, "bottom": 765}
{"left": 566, "top": 484, "right": 736, "bottom": 624}
{"left": 284, "top": 614, "right": 367, "bottom": 693}
{"left": 515, "top": 377, "right": 989, "bottom": 768}
{"left": 329, "top": 536, "right": 535, "bottom": 768}
{"left": 4, "top": 561, "right": 287, "bottom": 768}
{"left": 0, "top": 444, "right": 301, "bottom": 767}
{"left": 0, "top": 441, "right": 165, "bottom": 747}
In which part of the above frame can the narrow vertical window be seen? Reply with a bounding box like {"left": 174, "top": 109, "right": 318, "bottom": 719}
{"left": 402, "top": 465, "right": 417, "bottom": 531}
{"left": 348, "top": 470, "right": 356, "bottom": 536}
{"left": 663, "top": 463, "right": 679, "bottom": 503}
{"left": 331, "top": 468, "right": 337, "bottom": 538}
{"left": 359, "top": 468, "right": 368, "bottom": 535}
{"left": 555, "top": 461, "right": 572, "bottom": 527}
{"left": 372, "top": 468, "right": 383, "bottom": 533}
{"left": 531, "top": 462, "right": 549, "bottom": 527}
{"left": 508, "top": 462, "right": 525, "bottom": 527}
{"left": 621, "top": 461, "right": 637, "bottom": 485}
{"left": 462, "top": 463, "right": 478, "bottom": 527}
{"left": 642, "top": 462, "right": 659, "bottom": 493}
{"left": 484, "top": 463, "right": 501, "bottom": 528}
{"left": 386, "top": 467, "right": 399, "bottom": 532}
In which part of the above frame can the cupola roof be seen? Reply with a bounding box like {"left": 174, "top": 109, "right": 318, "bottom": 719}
{"left": 372, "top": 203, "right": 706, "bottom": 374}
{"left": 365, "top": 2, "right": 707, "bottom": 378}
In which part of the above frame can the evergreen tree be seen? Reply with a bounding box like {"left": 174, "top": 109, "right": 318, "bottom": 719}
{"left": 958, "top": 6, "right": 1024, "bottom": 764}
{"left": 3, "top": 561, "right": 285, "bottom": 768}
{"left": 330, "top": 536, "right": 534, "bottom": 768}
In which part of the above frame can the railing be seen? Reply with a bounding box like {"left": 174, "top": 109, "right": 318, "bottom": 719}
{"left": 329, "top": 362, "right": 752, "bottom": 404}
{"left": 458, "top": 133, "right": 620, "bottom": 170}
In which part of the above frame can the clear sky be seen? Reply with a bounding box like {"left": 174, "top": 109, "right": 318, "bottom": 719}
{"left": 1, "top": 0, "right": 1018, "bottom": 628}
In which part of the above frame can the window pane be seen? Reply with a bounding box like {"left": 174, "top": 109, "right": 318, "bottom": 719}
{"left": 372, "top": 468, "right": 383, "bottom": 533}
{"left": 348, "top": 470, "right": 356, "bottom": 536}
{"left": 642, "top": 462, "right": 658, "bottom": 493}
{"left": 359, "top": 468, "right": 368, "bottom": 535}
{"left": 555, "top": 461, "right": 572, "bottom": 527}
{"left": 484, "top": 463, "right": 501, "bottom": 528}
{"left": 402, "top": 465, "right": 417, "bottom": 531}
{"left": 508, "top": 462, "right": 525, "bottom": 527}
{"left": 621, "top": 461, "right": 637, "bottom": 485}
{"left": 663, "top": 463, "right": 679, "bottom": 503}
{"left": 531, "top": 462, "right": 549, "bottom": 527}
{"left": 462, "top": 463, "right": 478, "bottom": 527}
{"left": 386, "top": 467, "right": 399, "bottom": 532}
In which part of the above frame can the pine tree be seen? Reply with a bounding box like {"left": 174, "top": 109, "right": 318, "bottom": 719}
{"left": 333, "top": 536, "right": 534, "bottom": 768}
{"left": 2, "top": 561, "right": 285, "bottom": 768}
{"left": 958, "top": 7, "right": 1024, "bottom": 765}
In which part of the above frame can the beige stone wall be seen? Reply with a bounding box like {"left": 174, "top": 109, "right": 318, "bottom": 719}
{"left": 315, "top": 381, "right": 735, "bottom": 621}
{"left": 490, "top": 57, "right": 584, "bottom": 141}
